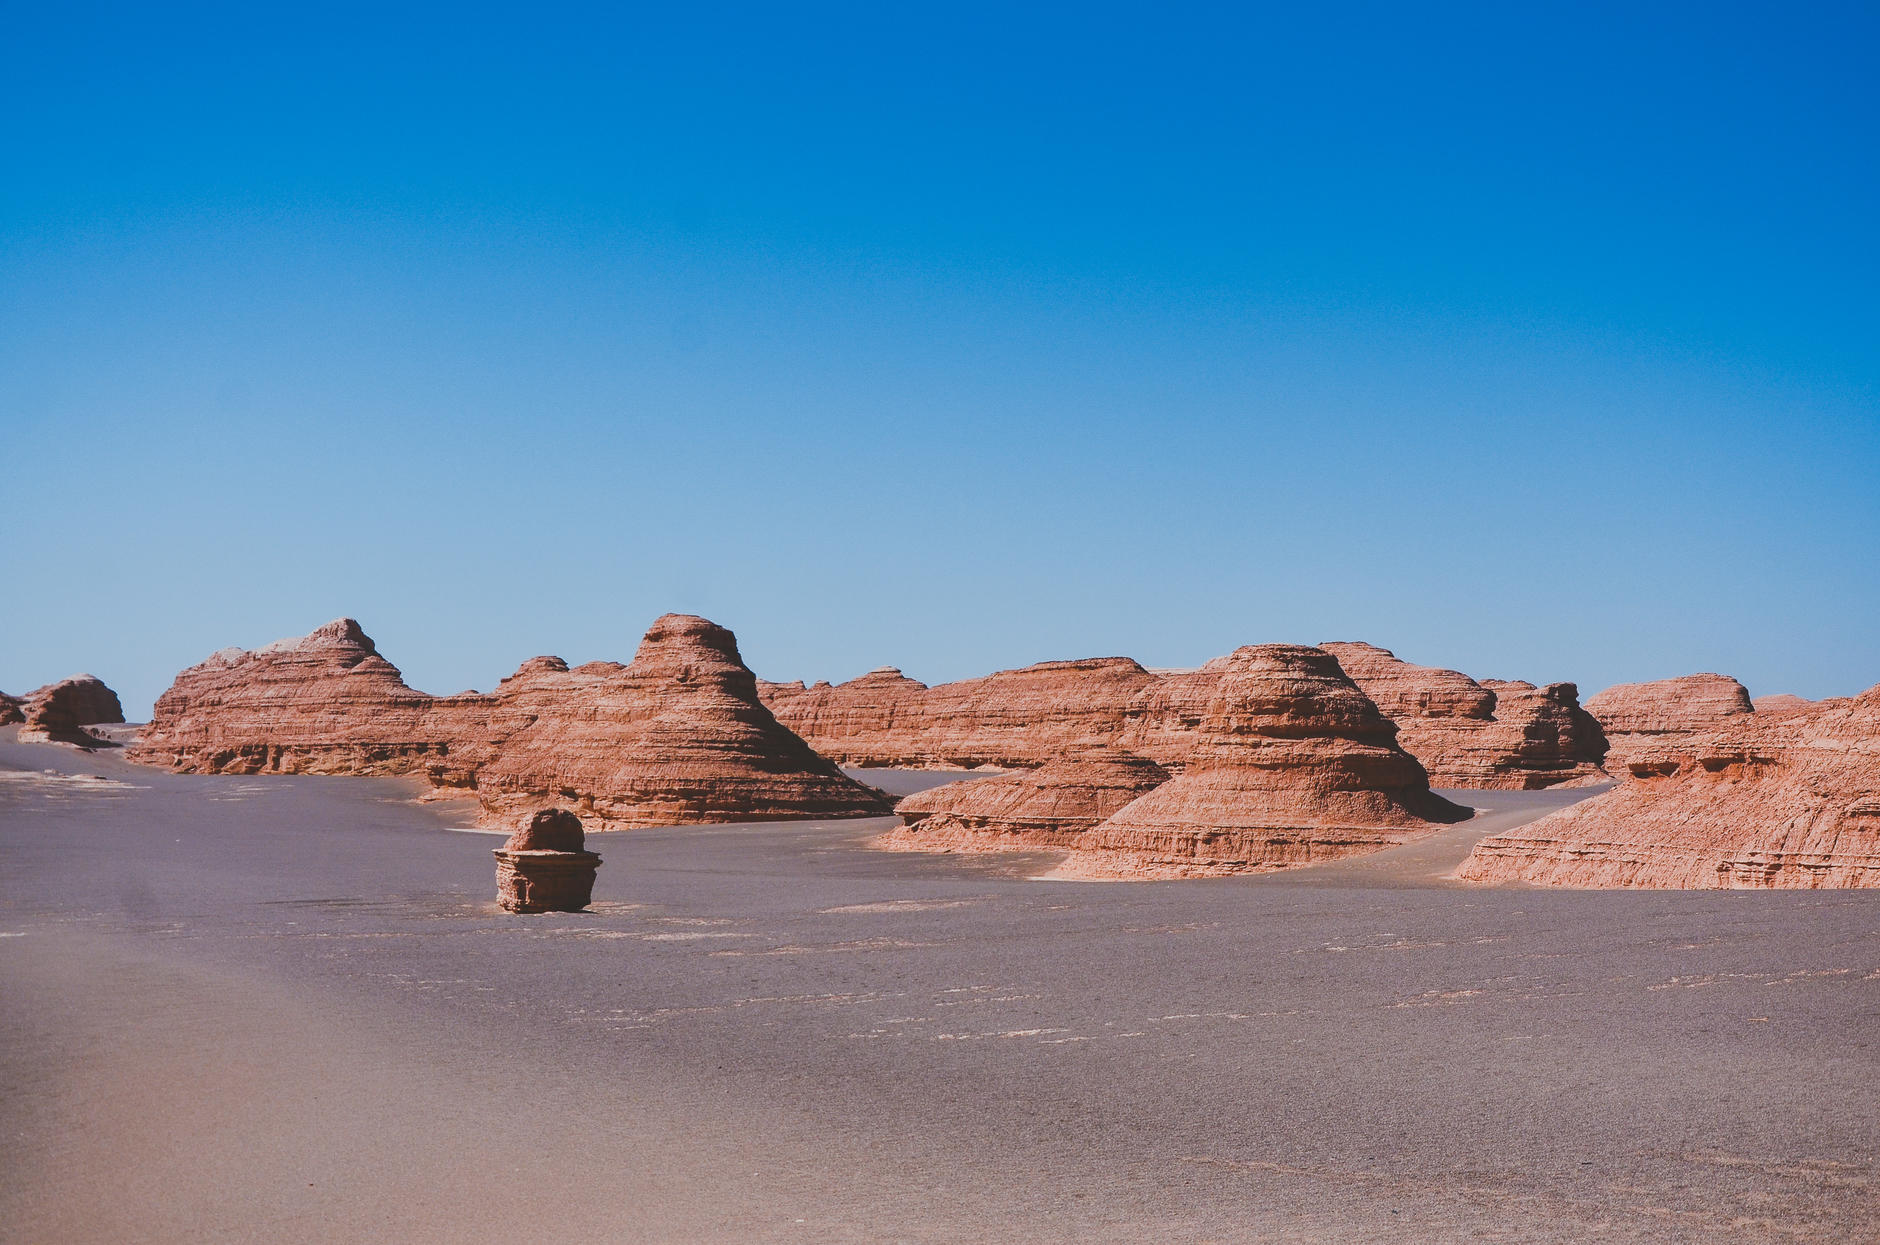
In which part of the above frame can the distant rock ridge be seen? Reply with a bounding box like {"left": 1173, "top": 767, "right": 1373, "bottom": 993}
{"left": 1458, "top": 683, "right": 1880, "bottom": 888}
{"left": 760, "top": 657, "right": 1161, "bottom": 769}
{"left": 128, "top": 614, "right": 890, "bottom": 830}
{"left": 15, "top": 675, "right": 126, "bottom": 746}
{"left": 1585, "top": 674, "right": 1755, "bottom": 772}
{"left": 1318, "top": 642, "right": 1608, "bottom": 788}
{"left": 887, "top": 748, "right": 1171, "bottom": 851}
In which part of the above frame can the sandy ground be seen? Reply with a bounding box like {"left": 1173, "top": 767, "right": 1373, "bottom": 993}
{"left": 4, "top": 731, "right": 1879, "bottom": 1242}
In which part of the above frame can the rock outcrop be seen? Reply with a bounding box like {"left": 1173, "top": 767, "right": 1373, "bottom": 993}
{"left": 886, "top": 749, "right": 1171, "bottom": 851}
{"left": 130, "top": 615, "right": 892, "bottom": 830}
{"left": 126, "top": 620, "right": 494, "bottom": 783}
{"left": 471, "top": 614, "right": 893, "bottom": 830}
{"left": 1457, "top": 685, "right": 1880, "bottom": 888}
{"left": 494, "top": 808, "right": 602, "bottom": 913}
{"left": 0, "top": 692, "right": 23, "bottom": 726}
{"left": 1061, "top": 645, "right": 1471, "bottom": 877}
{"left": 1753, "top": 693, "right": 1814, "bottom": 718}
{"left": 1317, "top": 642, "right": 1607, "bottom": 788}
{"left": 1585, "top": 674, "right": 1754, "bottom": 772}
{"left": 17, "top": 675, "right": 126, "bottom": 746}
{"left": 759, "top": 658, "right": 1162, "bottom": 769}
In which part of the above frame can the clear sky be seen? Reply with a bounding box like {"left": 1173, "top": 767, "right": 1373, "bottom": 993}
{"left": 4, "top": 2, "right": 1876, "bottom": 719}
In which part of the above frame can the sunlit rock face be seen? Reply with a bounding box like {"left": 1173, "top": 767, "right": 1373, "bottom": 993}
{"left": 1458, "top": 684, "right": 1880, "bottom": 889}
{"left": 1584, "top": 673, "right": 1755, "bottom": 774}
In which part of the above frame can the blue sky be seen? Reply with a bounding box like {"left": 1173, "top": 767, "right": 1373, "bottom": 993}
{"left": 4, "top": 2, "right": 1876, "bottom": 718}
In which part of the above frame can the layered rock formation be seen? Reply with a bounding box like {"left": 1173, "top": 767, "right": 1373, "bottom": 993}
{"left": 1064, "top": 646, "right": 1471, "bottom": 877}
{"left": 16, "top": 675, "right": 126, "bottom": 746}
{"left": 1458, "top": 685, "right": 1880, "bottom": 888}
{"left": 1753, "top": 693, "right": 1814, "bottom": 717}
{"left": 1585, "top": 674, "right": 1754, "bottom": 772}
{"left": 127, "top": 620, "right": 493, "bottom": 783}
{"left": 0, "top": 692, "right": 24, "bottom": 726}
{"left": 471, "top": 614, "right": 893, "bottom": 830}
{"left": 887, "top": 749, "right": 1171, "bottom": 851}
{"left": 130, "top": 615, "right": 891, "bottom": 830}
{"left": 494, "top": 809, "right": 602, "bottom": 913}
{"left": 1317, "top": 642, "right": 1607, "bottom": 788}
{"left": 759, "top": 658, "right": 1162, "bottom": 769}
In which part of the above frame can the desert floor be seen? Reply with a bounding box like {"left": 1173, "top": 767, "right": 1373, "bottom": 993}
{"left": 3, "top": 731, "right": 1877, "bottom": 1243}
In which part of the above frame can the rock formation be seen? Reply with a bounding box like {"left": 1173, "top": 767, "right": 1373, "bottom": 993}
{"left": 494, "top": 808, "right": 602, "bottom": 913}
{"left": 1753, "top": 693, "right": 1814, "bottom": 717}
{"left": 1061, "top": 645, "right": 1470, "bottom": 877}
{"left": 886, "top": 749, "right": 1171, "bottom": 851}
{"left": 1317, "top": 642, "right": 1607, "bottom": 788}
{"left": 470, "top": 614, "right": 893, "bottom": 830}
{"left": 1584, "top": 674, "right": 1754, "bottom": 772}
{"left": 16, "top": 675, "right": 126, "bottom": 746}
{"left": 0, "top": 692, "right": 23, "bottom": 726}
{"left": 126, "top": 620, "right": 493, "bottom": 783}
{"left": 759, "top": 657, "right": 1162, "bottom": 769}
{"left": 1457, "top": 685, "right": 1880, "bottom": 888}
{"left": 130, "top": 614, "right": 892, "bottom": 830}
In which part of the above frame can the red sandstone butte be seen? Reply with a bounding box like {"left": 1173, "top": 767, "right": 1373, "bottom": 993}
{"left": 1318, "top": 642, "right": 1607, "bottom": 788}
{"left": 886, "top": 748, "right": 1171, "bottom": 852}
{"left": 1457, "top": 684, "right": 1880, "bottom": 888}
{"left": 460, "top": 614, "right": 892, "bottom": 830}
{"left": 0, "top": 691, "right": 25, "bottom": 726}
{"left": 1584, "top": 674, "right": 1755, "bottom": 773}
{"left": 1061, "top": 645, "right": 1470, "bottom": 878}
{"left": 759, "top": 657, "right": 1162, "bottom": 769}
{"left": 1753, "top": 693, "right": 1815, "bottom": 718}
{"left": 126, "top": 619, "right": 494, "bottom": 783}
{"left": 17, "top": 675, "right": 126, "bottom": 746}
{"left": 129, "top": 614, "right": 891, "bottom": 830}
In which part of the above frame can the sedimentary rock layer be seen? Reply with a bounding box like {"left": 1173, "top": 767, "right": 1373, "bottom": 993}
{"left": 759, "top": 658, "right": 1161, "bottom": 769}
{"left": 1457, "top": 686, "right": 1880, "bottom": 889}
{"left": 130, "top": 615, "right": 891, "bottom": 830}
{"left": 0, "top": 692, "right": 24, "bottom": 726}
{"left": 1317, "top": 642, "right": 1607, "bottom": 788}
{"left": 1584, "top": 674, "right": 1754, "bottom": 773}
{"left": 886, "top": 749, "right": 1170, "bottom": 851}
{"left": 16, "top": 675, "right": 127, "bottom": 746}
{"left": 471, "top": 614, "right": 892, "bottom": 830}
{"left": 1066, "top": 645, "right": 1471, "bottom": 877}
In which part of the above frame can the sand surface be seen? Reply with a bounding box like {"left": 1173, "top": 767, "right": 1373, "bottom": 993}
{"left": 4, "top": 731, "right": 1878, "bottom": 1241}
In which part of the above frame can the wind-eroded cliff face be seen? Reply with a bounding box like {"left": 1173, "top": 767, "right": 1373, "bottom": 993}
{"left": 887, "top": 749, "right": 1171, "bottom": 851}
{"left": 1584, "top": 674, "right": 1755, "bottom": 773}
{"left": 1318, "top": 642, "right": 1608, "bottom": 789}
{"left": 129, "top": 615, "right": 890, "bottom": 830}
{"left": 1457, "top": 685, "right": 1880, "bottom": 889}
{"left": 759, "top": 658, "right": 1161, "bottom": 769}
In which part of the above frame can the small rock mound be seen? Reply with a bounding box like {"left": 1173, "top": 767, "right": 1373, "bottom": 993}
{"left": 887, "top": 749, "right": 1171, "bottom": 851}
{"left": 494, "top": 808, "right": 601, "bottom": 913}
{"left": 19, "top": 675, "right": 126, "bottom": 747}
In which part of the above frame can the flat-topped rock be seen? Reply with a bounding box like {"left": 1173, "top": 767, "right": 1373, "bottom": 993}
{"left": 1458, "top": 685, "right": 1880, "bottom": 888}
{"left": 1584, "top": 674, "right": 1754, "bottom": 772}
{"left": 760, "top": 657, "right": 1161, "bottom": 769}
{"left": 1319, "top": 642, "right": 1607, "bottom": 788}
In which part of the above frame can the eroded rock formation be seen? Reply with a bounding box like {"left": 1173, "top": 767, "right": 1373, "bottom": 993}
{"left": 471, "top": 614, "right": 893, "bottom": 830}
{"left": 1062, "top": 645, "right": 1471, "bottom": 877}
{"left": 1317, "top": 642, "right": 1607, "bottom": 788}
{"left": 886, "top": 749, "right": 1170, "bottom": 851}
{"left": 17, "top": 675, "right": 126, "bottom": 746}
{"left": 760, "top": 658, "right": 1161, "bottom": 769}
{"left": 1585, "top": 674, "right": 1754, "bottom": 772}
{"left": 494, "top": 808, "right": 602, "bottom": 913}
{"left": 0, "top": 692, "right": 23, "bottom": 726}
{"left": 1458, "top": 685, "right": 1880, "bottom": 888}
{"left": 130, "top": 615, "right": 892, "bottom": 830}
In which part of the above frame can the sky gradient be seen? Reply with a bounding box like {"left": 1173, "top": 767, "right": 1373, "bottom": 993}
{"left": 4, "top": 2, "right": 1877, "bottom": 719}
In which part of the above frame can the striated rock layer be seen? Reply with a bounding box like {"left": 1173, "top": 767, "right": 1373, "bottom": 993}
{"left": 1318, "top": 642, "right": 1607, "bottom": 788}
{"left": 886, "top": 749, "right": 1171, "bottom": 852}
{"left": 1584, "top": 674, "right": 1755, "bottom": 773}
{"left": 471, "top": 614, "right": 892, "bottom": 830}
{"left": 759, "top": 658, "right": 1162, "bottom": 769}
{"left": 130, "top": 615, "right": 891, "bottom": 830}
{"left": 1064, "top": 646, "right": 1471, "bottom": 878}
{"left": 1457, "top": 685, "right": 1880, "bottom": 888}
{"left": 17, "top": 675, "right": 126, "bottom": 746}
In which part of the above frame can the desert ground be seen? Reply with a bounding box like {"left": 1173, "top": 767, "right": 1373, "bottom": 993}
{"left": 4, "top": 731, "right": 1878, "bottom": 1243}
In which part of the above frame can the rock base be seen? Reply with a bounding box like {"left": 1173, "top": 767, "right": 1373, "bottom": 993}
{"left": 493, "top": 849, "right": 601, "bottom": 913}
